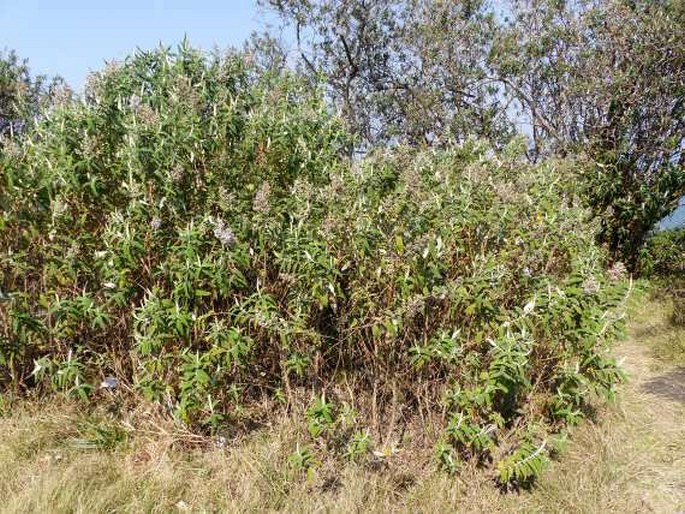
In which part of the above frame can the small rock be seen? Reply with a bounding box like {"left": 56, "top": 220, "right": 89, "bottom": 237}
{"left": 100, "top": 376, "right": 118, "bottom": 390}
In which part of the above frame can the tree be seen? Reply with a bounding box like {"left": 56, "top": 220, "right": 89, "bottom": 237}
{"left": 265, "top": 0, "right": 684, "bottom": 265}
{"left": 261, "top": 0, "right": 512, "bottom": 150}
{"left": 0, "top": 49, "right": 66, "bottom": 145}
{"left": 491, "top": 0, "right": 685, "bottom": 267}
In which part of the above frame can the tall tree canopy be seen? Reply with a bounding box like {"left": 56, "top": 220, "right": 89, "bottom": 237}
{"left": 0, "top": 49, "right": 66, "bottom": 144}
{"left": 264, "top": 0, "right": 685, "bottom": 266}
{"left": 261, "top": 0, "right": 512, "bottom": 150}
{"left": 492, "top": 0, "right": 684, "bottom": 265}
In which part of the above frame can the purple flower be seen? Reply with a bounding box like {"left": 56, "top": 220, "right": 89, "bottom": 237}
{"left": 128, "top": 95, "right": 141, "bottom": 110}
{"left": 253, "top": 181, "right": 271, "bottom": 213}
{"left": 582, "top": 276, "right": 600, "bottom": 295}
{"left": 608, "top": 262, "right": 627, "bottom": 282}
{"left": 213, "top": 218, "right": 236, "bottom": 247}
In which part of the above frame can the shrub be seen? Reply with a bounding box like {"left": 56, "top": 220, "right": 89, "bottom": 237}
{"left": 639, "top": 228, "right": 685, "bottom": 326}
{"left": 639, "top": 228, "right": 685, "bottom": 278}
{"left": 0, "top": 44, "right": 628, "bottom": 484}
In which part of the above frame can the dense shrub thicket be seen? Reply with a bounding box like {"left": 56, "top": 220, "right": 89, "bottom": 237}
{"left": 639, "top": 228, "right": 685, "bottom": 277}
{"left": 639, "top": 228, "right": 685, "bottom": 326}
{"left": 0, "top": 47, "right": 628, "bottom": 484}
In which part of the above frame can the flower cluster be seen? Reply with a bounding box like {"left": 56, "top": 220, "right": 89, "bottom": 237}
{"left": 253, "top": 181, "right": 271, "bottom": 213}
{"left": 1, "top": 139, "right": 22, "bottom": 159}
{"left": 213, "top": 218, "right": 236, "bottom": 247}
{"left": 128, "top": 95, "right": 141, "bottom": 110}
{"left": 607, "top": 261, "right": 627, "bottom": 282}
{"left": 129, "top": 95, "right": 159, "bottom": 125}
{"left": 582, "top": 276, "right": 600, "bottom": 295}
{"left": 404, "top": 294, "right": 426, "bottom": 319}
{"left": 170, "top": 164, "right": 184, "bottom": 183}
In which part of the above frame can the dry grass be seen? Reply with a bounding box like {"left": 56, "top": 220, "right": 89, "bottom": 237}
{"left": 1, "top": 287, "right": 683, "bottom": 513}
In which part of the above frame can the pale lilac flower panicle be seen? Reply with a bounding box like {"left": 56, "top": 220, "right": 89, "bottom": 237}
{"left": 136, "top": 104, "right": 159, "bottom": 125}
{"left": 213, "top": 218, "right": 236, "bottom": 247}
{"left": 128, "top": 94, "right": 158, "bottom": 124}
{"left": 253, "top": 181, "right": 271, "bottom": 213}
{"left": 128, "top": 94, "right": 142, "bottom": 110}
{"left": 401, "top": 167, "right": 421, "bottom": 194}
{"left": 170, "top": 164, "right": 184, "bottom": 183}
{"left": 405, "top": 295, "right": 425, "bottom": 319}
{"left": 2, "top": 139, "right": 22, "bottom": 160}
{"left": 582, "top": 276, "right": 600, "bottom": 295}
{"left": 608, "top": 261, "right": 627, "bottom": 282}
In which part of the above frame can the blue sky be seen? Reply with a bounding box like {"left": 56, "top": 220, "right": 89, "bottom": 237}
{"left": 659, "top": 198, "right": 685, "bottom": 230}
{"left": 1, "top": 0, "right": 274, "bottom": 89}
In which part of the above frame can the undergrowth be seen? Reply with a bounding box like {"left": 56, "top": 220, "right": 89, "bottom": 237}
{"left": 0, "top": 44, "right": 630, "bottom": 486}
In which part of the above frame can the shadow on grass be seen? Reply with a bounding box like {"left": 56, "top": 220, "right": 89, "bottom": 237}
{"left": 631, "top": 322, "right": 671, "bottom": 341}
{"left": 641, "top": 367, "right": 685, "bottom": 404}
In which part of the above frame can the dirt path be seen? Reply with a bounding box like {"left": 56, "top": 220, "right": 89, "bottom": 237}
{"left": 608, "top": 302, "right": 685, "bottom": 513}
{"left": 508, "top": 295, "right": 685, "bottom": 513}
